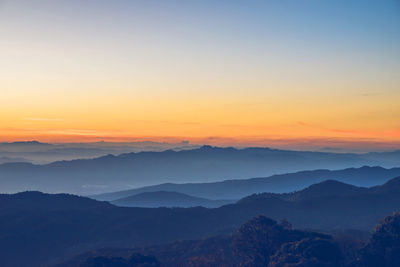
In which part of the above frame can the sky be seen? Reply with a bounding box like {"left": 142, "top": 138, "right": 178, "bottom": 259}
{"left": 0, "top": 0, "right": 399, "bottom": 151}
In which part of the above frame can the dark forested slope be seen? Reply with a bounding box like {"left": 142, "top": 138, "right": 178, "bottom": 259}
{"left": 2, "top": 176, "right": 400, "bottom": 266}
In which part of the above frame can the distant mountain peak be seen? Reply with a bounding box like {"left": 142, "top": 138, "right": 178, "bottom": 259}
{"left": 290, "top": 179, "right": 363, "bottom": 199}
{"left": 197, "top": 145, "right": 239, "bottom": 152}
{"left": 1, "top": 140, "right": 50, "bottom": 145}
{"left": 374, "top": 176, "right": 400, "bottom": 192}
{"left": 99, "top": 154, "right": 117, "bottom": 159}
{"left": 198, "top": 145, "right": 220, "bottom": 150}
{"left": 382, "top": 176, "right": 400, "bottom": 186}
{"left": 306, "top": 179, "right": 358, "bottom": 189}
{"left": 14, "top": 190, "right": 45, "bottom": 197}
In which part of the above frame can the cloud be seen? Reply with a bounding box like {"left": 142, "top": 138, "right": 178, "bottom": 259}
{"left": 23, "top": 117, "right": 64, "bottom": 122}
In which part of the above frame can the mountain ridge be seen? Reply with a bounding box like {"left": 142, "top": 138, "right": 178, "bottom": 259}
{"left": 111, "top": 191, "right": 235, "bottom": 208}
{"left": 1, "top": 145, "right": 399, "bottom": 194}
{"left": 92, "top": 166, "right": 400, "bottom": 201}
{"left": 1, "top": 175, "right": 400, "bottom": 266}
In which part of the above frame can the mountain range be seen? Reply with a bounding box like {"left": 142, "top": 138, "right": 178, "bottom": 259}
{"left": 93, "top": 166, "right": 400, "bottom": 201}
{"left": 2, "top": 175, "right": 400, "bottom": 266}
{"left": 1, "top": 146, "right": 400, "bottom": 194}
{"left": 0, "top": 140, "right": 197, "bottom": 164}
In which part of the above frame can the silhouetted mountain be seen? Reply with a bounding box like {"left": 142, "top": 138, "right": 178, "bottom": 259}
{"left": 93, "top": 166, "right": 400, "bottom": 201}
{"left": 111, "top": 191, "right": 235, "bottom": 208}
{"left": 353, "top": 212, "right": 400, "bottom": 267}
{"left": 57, "top": 211, "right": 400, "bottom": 267}
{"left": 1, "top": 177, "right": 400, "bottom": 266}
{"left": 0, "top": 191, "right": 114, "bottom": 212}
{"left": 269, "top": 237, "right": 342, "bottom": 267}
{"left": 371, "top": 176, "right": 400, "bottom": 194}
{"left": 60, "top": 216, "right": 342, "bottom": 267}
{"left": 273, "top": 180, "right": 366, "bottom": 201}
{"left": 235, "top": 176, "right": 400, "bottom": 230}
{"left": 227, "top": 216, "right": 342, "bottom": 267}
{"left": 56, "top": 236, "right": 235, "bottom": 267}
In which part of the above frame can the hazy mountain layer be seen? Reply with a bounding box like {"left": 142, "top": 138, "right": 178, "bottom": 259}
{"left": 1, "top": 146, "right": 400, "bottom": 194}
{"left": 111, "top": 191, "right": 235, "bottom": 208}
{"left": 0, "top": 140, "right": 197, "bottom": 164}
{"left": 93, "top": 166, "right": 400, "bottom": 201}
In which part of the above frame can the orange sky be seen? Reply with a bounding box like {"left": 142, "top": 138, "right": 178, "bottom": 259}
{"left": 1, "top": 0, "right": 399, "bottom": 150}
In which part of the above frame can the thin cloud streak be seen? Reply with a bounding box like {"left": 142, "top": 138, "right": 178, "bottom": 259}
{"left": 23, "top": 117, "right": 64, "bottom": 122}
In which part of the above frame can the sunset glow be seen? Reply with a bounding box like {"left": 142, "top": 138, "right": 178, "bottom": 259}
{"left": 1, "top": 0, "right": 399, "bottom": 150}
